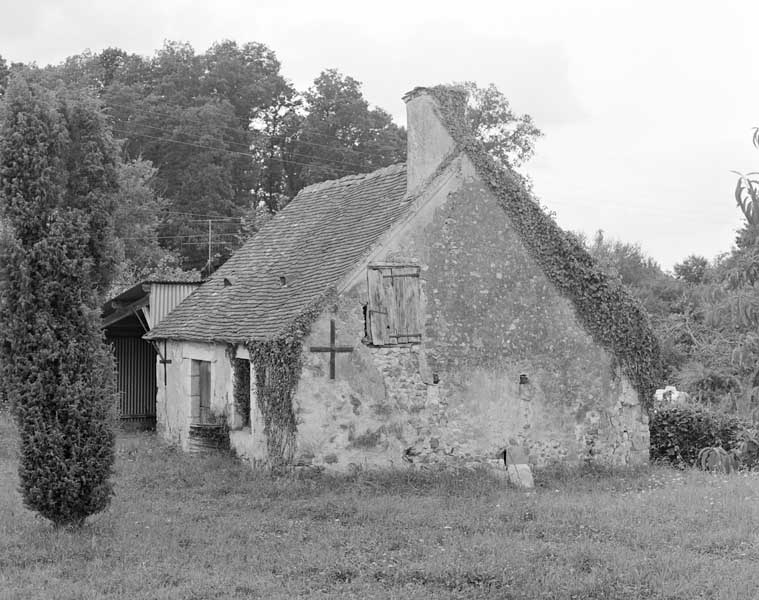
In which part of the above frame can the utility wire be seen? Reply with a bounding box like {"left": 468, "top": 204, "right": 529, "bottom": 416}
{"left": 111, "top": 128, "right": 257, "bottom": 158}
{"left": 115, "top": 119, "right": 377, "bottom": 172}
{"left": 162, "top": 210, "right": 245, "bottom": 219}
{"left": 107, "top": 101, "right": 404, "bottom": 157}
{"left": 39, "top": 232, "right": 244, "bottom": 241}
{"left": 113, "top": 128, "right": 357, "bottom": 175}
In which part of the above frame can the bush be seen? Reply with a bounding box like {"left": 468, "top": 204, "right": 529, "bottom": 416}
{"left": 0, "top": 75, "right": 118, "bottom": 527}
{"left": 650, "top": 404, "right": 749, "bottom": 468}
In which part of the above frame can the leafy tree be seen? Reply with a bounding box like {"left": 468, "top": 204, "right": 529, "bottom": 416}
{"left": 724, "top": 146, "right": 759, "bottom": 288}
{"left": 249, "top": 83, "right": 302, "bottom": 212}
{"left": 587, "top": 230, "right": 663, "bottom": 289}
{"left": 0, "top": 54, "right": 9, "bottom": 97}
{"left": 201, "top": 40, "right": 287, "bottom": 128}
{"left": 673, "top": 255, "right": 710, "bottom": 285}
{"left": 92, "top": 41, "right": 294, "bottom": 270}
{"left": 458, "top": 81, "right": 542, "bottom": 169}
{"left": 108, "top": 158, "right": 190, "bottom": 292}
{"left": 0, "top": 74, "right": 118, "bottom": 527}
{"left": 288, "top": 69, "right": 406, "bottom": 191}
{"left": 656, "top": 129, "right": 759, "bottom": 416}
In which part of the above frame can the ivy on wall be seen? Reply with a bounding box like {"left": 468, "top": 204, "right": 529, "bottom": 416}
{"left": 417, "top": 86, "right": 663, "bottom": 411}
{"left": 246, "top": 287, "right": 336, "bottom": 466}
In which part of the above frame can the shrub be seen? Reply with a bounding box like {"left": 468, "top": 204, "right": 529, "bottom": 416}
{"left": 650, "top": 404, "right": 749, "bottom": 468}
{"left": 0, "top": 75, "right": 118, "bottom": 526}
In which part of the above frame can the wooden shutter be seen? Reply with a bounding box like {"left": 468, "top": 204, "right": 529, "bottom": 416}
{"left": 190, "top": 360, "right": 200, "bottom": 421}
{"left": 190, "top": 359, "right": 212, "bottom": 423}
{"left": 199, "top": 360, "right": 211, "bottom": 424}
{"left": 367, "top": 264, "right": 422, "bottom": 345}
{"left": 367, "top": 267, "right": 389, "bottom": 345}
{"left": 387, "top": 266, "right": 421, "bottom": 344}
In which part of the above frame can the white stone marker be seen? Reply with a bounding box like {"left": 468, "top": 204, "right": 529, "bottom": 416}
{"left": 505, "top": 446, "right": 534, "bottom": 489}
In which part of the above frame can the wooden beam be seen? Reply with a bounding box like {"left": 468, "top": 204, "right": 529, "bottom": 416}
{"left": 103, "top": 295, "right": 150, "bottom": 328}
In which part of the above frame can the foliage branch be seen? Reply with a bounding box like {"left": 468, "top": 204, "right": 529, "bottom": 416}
{"left": 421, "top": 85, "right": 664, "bottom": 410}
{"left": 650, "top": 403, "right": 755, "bottom": 468}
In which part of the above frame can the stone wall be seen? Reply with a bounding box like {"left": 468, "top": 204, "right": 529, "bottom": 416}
{"left": 290, "top": 157, "right": 648, "bottom": 470}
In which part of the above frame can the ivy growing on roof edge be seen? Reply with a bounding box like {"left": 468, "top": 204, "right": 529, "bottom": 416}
{"left": 245, "top": 287, "right": 337, "bottom": 467}
{"left": 426, "top": 85, "right": 663, "bottom": 411}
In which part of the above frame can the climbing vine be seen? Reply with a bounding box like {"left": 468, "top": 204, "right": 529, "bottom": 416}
{"left": 246, "top": 287, "right": 336, "bottom": 466}
{"left": 417, "top": 86, "right": 664, "bottom": 411}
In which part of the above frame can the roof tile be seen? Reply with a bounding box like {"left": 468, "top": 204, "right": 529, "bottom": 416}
{"left": 147, "top": 163, "right": 409, "bottom": 343}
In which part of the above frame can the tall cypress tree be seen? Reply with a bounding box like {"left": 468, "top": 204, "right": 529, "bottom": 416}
{"left": 0, "top": 73, "right": 119, "bottom": 527}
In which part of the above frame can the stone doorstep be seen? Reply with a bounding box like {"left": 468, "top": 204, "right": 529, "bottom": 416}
{"left": 507, "top": 463, "right": 535, "bottom": 489}
{"left": 488, "top": 453, "right": 535, "bottom": 490}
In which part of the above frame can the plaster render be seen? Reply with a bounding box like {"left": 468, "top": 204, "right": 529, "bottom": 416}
{"left": 404, "top": 92, "right": 458, "bottom": 195}
{"left": 155, "top": 340, "right": 237, "bottom": 450}
{"left": 289, "top": 157, "right": 648, "bottom": 471}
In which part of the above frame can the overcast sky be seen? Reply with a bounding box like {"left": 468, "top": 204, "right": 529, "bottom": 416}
{"left": 2, "top": 0, "right": 758, "bottom": 269}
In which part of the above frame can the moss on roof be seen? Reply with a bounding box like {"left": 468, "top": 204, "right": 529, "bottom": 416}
{"left": 424, "top": 85, "right": 663, "bottom": 411}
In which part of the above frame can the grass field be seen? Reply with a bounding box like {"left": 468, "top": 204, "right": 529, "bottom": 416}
{"left": 2, "top": 413, "right": 759, "bottom": 599}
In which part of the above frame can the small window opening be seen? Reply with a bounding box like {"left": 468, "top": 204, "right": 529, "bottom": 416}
{"left": 233, "top": 358, "right": 251, "bottom": 428}
{"left": 223, "top": 277, "right": 233, "bottom": 287}
{"left": 279, "top": 276, "right": 287, "bottom": 287}
{"left": 365, "top": 264, "right": 422, "bottom": 346}
{"left": 190, "top": 359, "right": 213, "bottom": 424}
{"left": 519, "top": 373, "right": 529, "bottom": 385}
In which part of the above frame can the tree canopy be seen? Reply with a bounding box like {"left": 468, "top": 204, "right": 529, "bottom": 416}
{"left": 456, "top": 81, "right": 542, "bottom": 170}
{"left": 2, "top": 44, "right": 551, "bottom": 276}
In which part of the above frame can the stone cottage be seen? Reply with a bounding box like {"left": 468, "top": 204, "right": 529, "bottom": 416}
{"left": 145, "top": 85, "right": 661, "bottom": 470}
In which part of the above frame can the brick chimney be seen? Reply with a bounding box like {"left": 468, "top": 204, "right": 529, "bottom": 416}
{"left": 403, "top": 86, "right": 467, "bottom": 195}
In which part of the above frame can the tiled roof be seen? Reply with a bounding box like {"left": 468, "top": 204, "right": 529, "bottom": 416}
{"left": 146, "top": 163, "right": 409, "bottom": 343}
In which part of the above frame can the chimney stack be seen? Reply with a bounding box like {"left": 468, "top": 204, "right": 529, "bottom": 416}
{"left": 403, "top": 86, "right": 467, "bottom": 195}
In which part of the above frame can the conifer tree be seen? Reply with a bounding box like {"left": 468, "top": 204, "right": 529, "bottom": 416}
{"left": 0, "top": 73, "right": 119, "bottom": 527}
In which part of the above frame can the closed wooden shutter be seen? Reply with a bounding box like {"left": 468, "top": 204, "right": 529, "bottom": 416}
{"left": 388, "top": 266, "right": 421, "bottom": 344}
{"left": 190, "top": 360, "right": 200, "bottom": 421}
{"left": 367, "top": 264, "right": 422, "bottom": 345}
{"left": 199, "top": 360, "right": 211, "bottom": 423}
{"left": 190, "top": 359, "right": 212, "bottom": 423}
{"left": 367, "top": 267, "right": 389, "bottom": 345}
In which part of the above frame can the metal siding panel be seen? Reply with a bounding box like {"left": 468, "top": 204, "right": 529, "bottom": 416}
{"left": 151, "top": 283, "right": 200, "bottom": 327}
{"left": 109, "top": 335, "right": 157, "bottom": 426}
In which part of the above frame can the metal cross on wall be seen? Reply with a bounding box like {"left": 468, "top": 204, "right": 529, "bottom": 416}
{"left": 151, "top": 339, "right": 172, "bottom": 386}
{"left": 309, "top": 319, "right": 353, "bottom": 379}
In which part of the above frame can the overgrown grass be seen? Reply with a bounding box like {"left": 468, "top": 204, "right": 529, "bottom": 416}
{"left": 2, "top": 411, "right": 759, "bottom": 599}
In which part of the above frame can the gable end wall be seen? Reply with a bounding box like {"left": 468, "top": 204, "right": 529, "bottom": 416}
{"left": 292, "top": 157, "right": 648, "bottom": 470}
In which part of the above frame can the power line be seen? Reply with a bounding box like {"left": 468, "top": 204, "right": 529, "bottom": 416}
{"left": 162, "top": 210, "right": 243, "bottom": 219}
{"left": 114, "top": 118, "right": 377, "bottom": 172}
{"left": 38, "top": 231, "right": 245, "bottom": 242}
{"left": 114, "top": 117, "right": 254, "bottom": 153}
{"left": 112, "top": 128, "right": 257, "bottom": 158}
{"left": 184, "top": 218, "right": 244, "bottom": 223}
{"left": 113, "top": 128, "right": 357, "bottom": 175}
{"left": 107, "top": 101, "right": 404, "bottom": 158}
